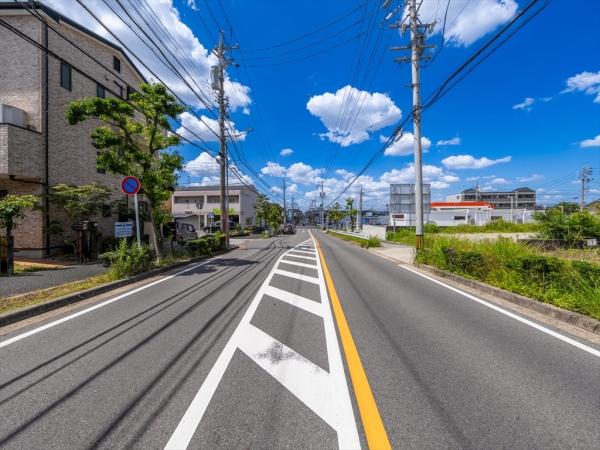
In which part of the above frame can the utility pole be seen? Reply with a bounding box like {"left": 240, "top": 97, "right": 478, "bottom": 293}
{"left": 358, "top": 185, "right": 363, "bottom": 231}
{"left": 391, "top": 0, "right": 434, "bottom": 250}
{"left": 282, "top": 177, "right": 287, "bottom": 225}
{"left": 579, "top": 166, "right": 593, "bottom": 211}
{"left": 212, "top": 30, "right": 235, "bottom": 247}
{"left": 319, "top": 180, "right": 325, "bottom": 229}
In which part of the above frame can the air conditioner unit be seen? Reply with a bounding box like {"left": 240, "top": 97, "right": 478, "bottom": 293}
{"left": 0, "top": 104, "right": 27, "bottom": 128}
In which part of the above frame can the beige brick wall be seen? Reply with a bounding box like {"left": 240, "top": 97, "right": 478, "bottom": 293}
{"left": 0, "top": 9, "right": 145, "bottom": 254}
{"left": 0, "top": 179, "right": 44, "bottom": 251}
{"left": 0, "top": 124, "right": 43, "bottom": 180}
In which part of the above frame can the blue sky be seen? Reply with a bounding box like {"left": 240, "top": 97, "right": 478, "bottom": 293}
{"left": 44, "top": 0, "right": 600, "bottom": 208}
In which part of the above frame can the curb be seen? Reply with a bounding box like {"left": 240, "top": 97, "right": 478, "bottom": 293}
{"left": 416, "top": 263, "right": 600, "bottom": 336}
{"left": 0, "top": 246, "right": 237, "bottom": 328}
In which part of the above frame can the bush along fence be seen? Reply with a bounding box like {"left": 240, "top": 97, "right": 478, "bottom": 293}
{"left": 414, "top": 236, "right": 600, "bottom": 320}
{"left": 101, "top": 233, "right": 227, "bottom": 279}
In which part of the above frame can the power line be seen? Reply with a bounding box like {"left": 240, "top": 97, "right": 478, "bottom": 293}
{"left": 326, "top": 0, "right": 550, "bottom": 207}
{"left": 242, "top": 2, "right": 367, "bottom": 53}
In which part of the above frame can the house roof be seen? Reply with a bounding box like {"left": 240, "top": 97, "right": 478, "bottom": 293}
{"left": 431, "top": 202, "right": 495, "bottom": 209}
{"left": 0, "top": 1, "right": 146, "bottom": 82}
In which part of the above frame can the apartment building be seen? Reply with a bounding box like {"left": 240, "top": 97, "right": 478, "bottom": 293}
{"left": 0, "top": 2, "right": 145, "bottom": 256}
{"left": 447, "top": 187, "right": 536, "bottom": 209}
{"left": 171, "top": 185, "right": 259, "bottom": 231}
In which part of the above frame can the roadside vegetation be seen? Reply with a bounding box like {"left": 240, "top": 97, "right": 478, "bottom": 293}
{"left": 328, "top": 231, "right": 381, "bottom": 248}
{"left": 414, "top": 236, "right": 600, "bottom": 320}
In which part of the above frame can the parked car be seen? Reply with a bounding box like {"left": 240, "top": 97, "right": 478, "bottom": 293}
{"left": 283, "top": 223, "right": 295, "bottom": 235}
{"left": 164, "top": 221, "right": 198, "bottom": 243}
{"left": 203, "top": 220, "right": 236, "bottom": 234}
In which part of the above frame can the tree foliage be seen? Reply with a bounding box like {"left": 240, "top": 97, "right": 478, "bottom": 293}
{"left": 534, "top": 209, "right": 600, "bottom": 244}
{"left": 66, "top": 83, "right": 184, "bottom": 257}
{"left": 49, "top": 183, "right": 111, "bottom": 223}
{"left": 254, "top": 194, "right": 283, "bottom": 232}
{"left": 0, "top": 195, "right": 39, "bottom": 236}
{"left": 327, "top": 203, "right": 345, "bottom": 226}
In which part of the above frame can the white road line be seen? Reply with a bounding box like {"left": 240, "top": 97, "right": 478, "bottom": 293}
{"left": 278, "top": 260, "right": 319, "bottom": 270}
{"left": 399, "top": 265, "right": 600, "bottom": 358}
{"left": 165, "top": 236, "right": 360, "bottom": 450}
{"left": 288, "top": 250, "right": 316, "bottom": 256}
{"left": 284, "top": 253, "right": 317, "bottom": 261}
{"left": 0, "top": 257, "right": 221, "bottom": 350}
{"left": 273, "top": 268, "right": 320, "bottom": 285}
{"left": 263, "top": 285, "right": 323, "bottom": 317}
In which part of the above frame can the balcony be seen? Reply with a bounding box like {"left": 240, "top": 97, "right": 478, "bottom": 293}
{"left": 0, "top": 123, "right": 43, "bottom": 181}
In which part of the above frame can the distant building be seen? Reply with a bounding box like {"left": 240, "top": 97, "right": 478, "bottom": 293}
{"left": 171, "top": 184, "right": 259, "bottom": 231}
{"left": 389, "top": 183, "right": 431, "bottom": 227}
{"left": 0, "top": 2, "right": 145, "bottom": 256}
{"left": 447, "top": 187, "right": 536, "bottom": 210}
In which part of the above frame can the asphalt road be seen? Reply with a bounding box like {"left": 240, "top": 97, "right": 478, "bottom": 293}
{"left": 0, "top": 228, "right": 599, "bottom": 449}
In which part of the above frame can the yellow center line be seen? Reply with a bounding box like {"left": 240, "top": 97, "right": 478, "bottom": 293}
{"left": 314, "top": 235, "right": 392, "bottom": 450}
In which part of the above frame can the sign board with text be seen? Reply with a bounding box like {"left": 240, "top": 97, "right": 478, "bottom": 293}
{"left": 115, "top": 222, "right": 133, "bottom": 238}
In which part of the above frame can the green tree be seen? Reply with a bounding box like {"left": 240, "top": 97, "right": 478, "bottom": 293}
{"left": 265, "top": 202, "right": 284, "bottom": 231}
{"left": 49, "top": 183, "right": 111, "bottom": 223}
{"left": 0, "top": 194, "right": 39, "bottom": 274}
{"left": 327, "top": 203, "right": 344, "bottom": 227}
{"left": 0, "top": 194, "right": 39, "bottom": 237}
{"left": 535, "top": 209, "right": 600, "bottom": 245}
{"left": 254, "top": 194, "right": 270, "bottom": 229}
{"left": 66, "top": 83, "right": 184, "bottom": 259}
{"left": 552, "top": 202, "right": 580, "bottom": 215}
{"left": 345, "top": 197, "right": 357, "bottom": 230}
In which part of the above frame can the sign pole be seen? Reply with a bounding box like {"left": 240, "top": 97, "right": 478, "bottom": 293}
{"left": 134, "top": 193, "right": 141, "bottom": 247}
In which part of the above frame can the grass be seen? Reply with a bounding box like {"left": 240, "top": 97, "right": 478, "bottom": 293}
{"left": 414, "top": 235, "right": 600, "bottom": 320}
{"left": 0, "top": 262, "right": 62, "bottom": 277}
{"left": 0, "top": 273, "right": 116, "bottom": 316}
{"left": 328, "top": 231, "right": 382, "bottom": 248}
{"left": 439, "top": 221, "right": 538, "bottom": 234}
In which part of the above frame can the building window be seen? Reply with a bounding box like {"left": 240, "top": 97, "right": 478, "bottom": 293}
{"left": 174, "top": 197, "right": 190, "bottom": 204}
{"left": 0, "top": 190, "right": 7, "bottom": 199}
{"left": 207, "top": 195, "right": 220, "bottom": 203}
{"left": 60, "top": 62, "right": 71, "bottom": 91}
{"left": 228, "top": 195, "right": 239, "bottom": 204}
{"left": 126, "top": 85, "right": 135, "bottom": 100}
{"left": 101, "top": 204, "right": 112, "bottom": 217}
{"left": 454, "top": 216, "right": 466, "bottom": 221}
{"left": 96, "top": 84, "right": 105, "bottom": 98}
{"left": 113, "top": 56, "right": 121, "bottom": 72}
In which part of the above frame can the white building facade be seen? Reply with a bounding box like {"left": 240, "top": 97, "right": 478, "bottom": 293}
{"left": 171, "top": 185, "right": 259, "bottom": 231}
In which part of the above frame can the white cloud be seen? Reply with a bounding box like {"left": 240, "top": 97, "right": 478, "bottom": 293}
{"left": 490, "top": 177, "right": 510, "bottom": 185}
{"left": 436, "top": 136, "right": 461, "bottom": 146}
{"left": 280, "top": 148, "right": 294, "bottom": 156}
{"left": 411, "top": 0, "right": 518, "bottom": 47}
{"left": 287, "top": 183, "right": 299, "bottom": 194}
{"left": 512, "top": 97, "right": 535, "bottom": 111}
{"left": 563, "top": 71, "right": 600, "bottom": 103}
{"left": 441, "top": 154, "right": 512, "bottom": 169}
{"left": 517, "top": 174, "right": 544, "bottom": 182}
{"left": 381, "top": 133, "right": 431, "bottom": 156}
{"left": 580, "top": 134, "right": 600, "bottom": 148}
{"left": 440, "top": 175, "right": 460, "bottom": 183}
{"left": 307, "top": 85, "right": 401, "bottom": 147}
{"left": 286, "top": 162, "right": 324, "bottom": 185}
{"left": 176, "top": 112, "right": 244, "bottom": 143}
{"left": 335, "top": 169, "right": 355, "bottom": 180}
{"left": 185, "top": 0, "right": 198, "bottom": 10}
{"left": 44, "top": 0, "right": 251, "bottom": 112}
{"left": 260, "top": 162, "right": 286, "bottom": 178}
{"left": 271, "top": 186, "right": 282, "bottom": 194}
{"left": 183, "top": 152, "right": 252, "bottom": 186}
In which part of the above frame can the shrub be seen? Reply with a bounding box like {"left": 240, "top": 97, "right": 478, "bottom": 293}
{"left": 186, "top": 233, "right": 226, "bottom": 257}
{"left": 425, "top": 223, "right": 440, "bottom": 234}
{"left": 102, "top": 239, "right": 152, "bottom": 278}
{"left": 535, "top": 210, "right": 600, "bottom": 245}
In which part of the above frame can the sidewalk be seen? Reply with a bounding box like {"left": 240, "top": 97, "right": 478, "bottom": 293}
{"left": 370, "top": 241, "right": 415, "bottom": 264}
{"left": 1, "top": 263, "right": 106, "bottom": 299}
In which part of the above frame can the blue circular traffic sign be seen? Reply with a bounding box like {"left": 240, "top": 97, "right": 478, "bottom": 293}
{"left": 121, "top": 176, "right": 141, "bottom": 195}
